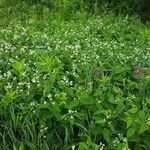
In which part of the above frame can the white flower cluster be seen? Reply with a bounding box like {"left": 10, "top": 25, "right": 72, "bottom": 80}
{"left": 99, "top": 142, "right": 105, "bottom": 150}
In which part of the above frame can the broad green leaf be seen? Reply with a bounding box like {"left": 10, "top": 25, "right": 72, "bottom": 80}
{"left": 127, "top": 128, "right": 135, "bottom": 137}
{"left": 103, "top": 128, "right": 110, "bottom": 143}
{"left": 12, "top": 59, "right": 25, "bottom": 75}
{"left": 78, "top": 142, "right": 88, "bottom": 150}
{"left": 129, "top": 107, "right": 138, "bottom": 114}
{"left": 138, "top": 111, "right": 145, "bottom": 122}
{"left": 146, "top": 98, "right": 150, "bottom": 104}
{"left": 94, "top": 109, "right": 105, "bottom": 115}
{"left": 125, "top": 116, "right": 134, "bottom": 128}
{"left": 108, "top": 96, "right": 120, "bottom": 105}
{"left": 139, "top": 124, "right": 149, "bottom": 134}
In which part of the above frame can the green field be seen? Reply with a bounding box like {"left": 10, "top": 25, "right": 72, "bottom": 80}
{"left": 0, "top": 0, "right": 150, "bottom": 149}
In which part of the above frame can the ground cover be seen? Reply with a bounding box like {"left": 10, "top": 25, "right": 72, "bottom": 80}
{"left": 0, "top": 1, "right": 150, "bottom": 149}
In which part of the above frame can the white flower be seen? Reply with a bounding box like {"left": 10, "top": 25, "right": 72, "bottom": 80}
{"left": 47, "top": 94, "right": 52, "bottom": 99}
{"left": 71, "top": 145, "right": 75, "bottom": 150}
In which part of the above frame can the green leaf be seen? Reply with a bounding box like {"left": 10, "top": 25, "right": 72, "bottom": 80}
{"left": 146, "top": 98, "right": 150, "bottom": 104}
{"left": 138, "top": 111, "right": 145, "bottom": 122}
{"left": 19, "top": 143, "right": 24, "bottom": 150}
{"left": 37, "top": 54, "right": 56, "bottom": 73}
{"left": 13, "top": 145, "right": 17, "bottom": 150}
{"left": 108, "top": 95, "right": 121, "bottom": 105}
{"left": 114, "top": 66, "right": 124, "bottom": 74}
{"left": 12, "top": 59, "right": 25, "bottom": 75}
{"left": 95, "top": 119, "right": 106, "bottom": 124}
{"left": 112, "top": 86, "right": 123, "bottom": 95}
{"left": 127, "top": 128, "right": 135, "bottom": 137}
{"left": 64, "top": 86, "right": 74, "bottom": 97}
{"left": 4, "top": 89, "right": 19, "bottom": 101}
{"left": 79, "top": 91, "right": 93, "bottom": 105}
{"left": 109, "top": 123, "right": 116, "bottom": 133}
{"left": 103, "top": 128, "right": 110, "bottom": 143}
{"left": 125, "top": 116, "right": 134, "bottom": 128}
{"left": 94, "top": 110, "right": 105, "bottom": 115}
{"left": 93, "top": 90, "right": 102, "bottom": 97}
{"left": 139, "top": 124, "right": 149, "bottom": 134}
{"left": 129, "top": 107, "right": 138, "bottom": 114}
{"left": 78, "top": 142, "right": 88, "bottom": 150}
{"left": 66, "top": 99, "right": 79, "bottom": 109}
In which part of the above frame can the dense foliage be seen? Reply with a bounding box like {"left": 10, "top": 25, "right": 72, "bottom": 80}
{"left": 26, "top": 0, "right": 150, "bottom": 22}
{"left": 0, "top": 0, "right": 150, "bottom": 150}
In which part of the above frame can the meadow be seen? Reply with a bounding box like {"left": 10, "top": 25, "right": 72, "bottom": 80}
{"left": 0, "top": 0, "right": 150, "bottom": 149}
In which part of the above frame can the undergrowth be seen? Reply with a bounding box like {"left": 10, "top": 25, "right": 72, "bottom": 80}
{"left": 0, "top": 0, "right": 150, "bottom": 150}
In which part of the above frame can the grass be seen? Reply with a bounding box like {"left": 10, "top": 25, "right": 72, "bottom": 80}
{"left": 0, "top": 0, "right": 150, "bottom": 149}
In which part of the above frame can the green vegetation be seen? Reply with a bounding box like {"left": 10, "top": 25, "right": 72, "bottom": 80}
{"left": 0, "top": 0, "right": 150, "bottom": 149}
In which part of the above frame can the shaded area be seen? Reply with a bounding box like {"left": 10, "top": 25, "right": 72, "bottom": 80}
{"left": 101, "top": 0, "right": 150, "bottom": 23}
{"left": 1, "top": 0, "right": 150, "bottom": 23}
{"left": 25, "top": 0, "right": 150, "bottom": 23}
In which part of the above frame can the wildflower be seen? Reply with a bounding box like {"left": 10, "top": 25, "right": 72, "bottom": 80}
{"left": 71, "top": 145, "right": 76, "bottom": 150}
{"left": 47, "top": 94, "right": 52, "bottom": 100}
{"left": 43, "top": 135, "right": 46, "bottom": 139}
{"left": 44, "top": 127, "right": 48, "bottom": 131}
{"left": 99, "top": 142, "right": 105, "bottom": 150}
